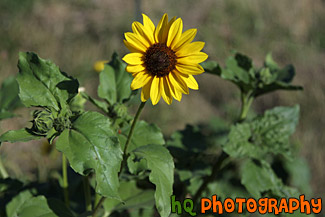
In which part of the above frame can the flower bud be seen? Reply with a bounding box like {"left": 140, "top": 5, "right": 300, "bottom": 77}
{"left": 32, "top": 109, "right": 54, "bottom": 135}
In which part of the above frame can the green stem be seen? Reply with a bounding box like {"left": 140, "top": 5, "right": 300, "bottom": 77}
{"left": 190, "top": 91, "right": 255, "bottom": 206}
{"left": 83, "top": 176, "right": 92, "bottom": 212}
{"left": 92, "top": 101, "right": 146, "bottom": 217}
{"left": 62, "top": 154, "right": 70, "bottom": 208}
{"left": 0, "top": 155, "right": 9, "bottom": 179}
{"left": 120, "top": 101, "right": 146, "bottom": 174}
{"left": 94, "top": 193, "right": 101, "bottom": 207}
{"left": 192, "top": 152, "right": 228, "bottom": 204}
{"left": 239, "top": 92, "right": 254, "bottom": 122}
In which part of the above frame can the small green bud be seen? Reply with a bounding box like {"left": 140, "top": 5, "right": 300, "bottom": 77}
{"left": 112, "top": 103, "right": 128, "bottom": 119}
{"left": 54, "top": 110, "right": 72, "bottom": 133}
{"left": 32, "top": 109, "right": 54, "bottom": 135}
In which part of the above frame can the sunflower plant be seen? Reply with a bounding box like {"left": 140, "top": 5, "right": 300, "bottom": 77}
{"left": 0, "top": 14, "right": 314, "bottom": 217}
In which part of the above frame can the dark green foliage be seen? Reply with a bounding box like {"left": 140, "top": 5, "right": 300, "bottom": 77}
{"left": 0, "top": 51, "right": 313, "bottom": 217}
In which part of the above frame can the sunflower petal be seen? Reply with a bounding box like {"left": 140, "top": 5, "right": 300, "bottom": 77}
{"left": 150, "top": 76, "right": 161, "bottom": 105}
{"left": 176, "top": 64, "right": 204, "bottom": 75}
{"left": 162, "top": 16, "right": 176, "bottom": 43}
{"left": 176, "top": 42, "right": 205, "bottom": 57}
{"left": 122, "top": 53, "right": 144, "bottom": 65}
{"left": 125, "top": 32, "right": 148, "bottom": 53}
{"left": 142, "top": 14, "right": 155, "bottom": 33}
{"left": 124, "top": 40, "right": 144, "bottom": 53}
{"left": 141, "top": 78, "right": 153, "bottom": 102}
{"left": 154, "top": 13, "right": 168, "bottom": 43}
{"left": 169, "top": 71, "right": 189, "bottom": 94}
{"left": 166, "top": 76, "right": 182, "bottom": 101}
{"left": 161, "top": 77, "right": 173, "bottom": 104}
{"left": 179, "top": 73, "right": 199, "bottom": 90}
{"left": 172, "top": 28, "right": 197, "bottom": 51}
{"left": 131, "top": 71, "right": 152, "bottom": 90}
{"left": 177, "top": 52, "right": 208, "bottom": 64}
{"left": 167, "top": 18, "right": 183, "bottom": 48}
{"left": 132, "top": 21, "right": 155, "bottom": 45}
{"left": 126, "top": 64, "right": 146, "bottom": 73}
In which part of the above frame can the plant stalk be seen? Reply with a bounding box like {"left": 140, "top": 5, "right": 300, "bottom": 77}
{"left": 239, "top": 92, "right": 253, "bottom": 122}
{"left": 192, "top": 151, "right": 228, "bottom": 204}
{"left": 83, "top": 176, "right": 92, "bottom": 212}
{"left": 0, "top": 155, "right": 9, "bottom": 179}
{"left": 92, "top": 101, "right": 146, "bottom": 217}
{"left": 191, "top": 91, "right": 254, "bottom": 205}
{"left": 62, "top": 154, "right": 70, "bottom": 208}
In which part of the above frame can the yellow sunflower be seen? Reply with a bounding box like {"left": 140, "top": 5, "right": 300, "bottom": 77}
{"left": 122, "top": 13, "right": 208, "bottom": 105}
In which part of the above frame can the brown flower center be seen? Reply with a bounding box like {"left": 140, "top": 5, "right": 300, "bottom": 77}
{"left": 144, "top": 43, "right": 177, "bottom": 77}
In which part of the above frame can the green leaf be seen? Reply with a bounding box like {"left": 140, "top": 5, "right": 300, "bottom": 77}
{"left": 241, "top": 159, "right": 300, "bottom": 198}
{"left": 16, "top": 196, "right": 74, "bottom": 217}
{"left": 0, "top": 76, "right": 22, "bottom": 111}
{"left": 6, "top": 190, "right": 33, "bottom": 217}
{"left": 0, "top": 76, "right": 23, "bottom": 120}
{"left": 234, "top": 53, "right": 253, "bottom": 71}
{"left": 56, "top": 111, "right": 122, "bottom": 200}
{"left": 103, "top": 180, "right": 154, "bottom": 213}
{"left": 201, "top": 61, "right": 221, "bottom": 76}
{"left": 264, "top": 53, "right": 279, "bottom": 71}
{"left": 17, "top": 52, "right": 78, "bottom": 110}
{"left": 80, "top": 92, "right": 109, "bottom": 113}
{"left": 223, "top": 105, "right": 299, "bottom": 159}
{"left": 118, "top": 120, "right": 165, "bottom": 151}
{"left": 129, "top": 145, "right": 174, "bottom": 217}
{"left": 0, "top": 128, "right": 42, "bottom": 145}
{"left": 255, "top": 53, "right": 302, "bottom": 96}
{"left": 98, "top": 53, "right": 133, "bottom": 105}
{"left": 284, "top": 156, "right": 312, "bottom": 195}
{"left": 223, "top": 55, "right": 251, "bottom": 85}
{"left": 255, "top": 81, "right": 303, "bottom": 97}
{"left": 216, "top": 52, "right": 302, "bottom": 97}
{"left": 17, "top": 196, "right": 58, "bottom": 217}
{"left": 46, "top": 198, "right": 75, "bottom": 217}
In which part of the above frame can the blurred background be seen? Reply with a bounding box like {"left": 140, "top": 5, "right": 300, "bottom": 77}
{"left": 0, "top": 0, "right": 324, "bottom": 201}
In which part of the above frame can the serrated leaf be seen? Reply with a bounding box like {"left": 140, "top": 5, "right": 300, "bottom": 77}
{"left": 223, "top": 55, "right": 251, "bottom": 84}
{"left": 118, "top": 120, "right": 164, "bottom": 151}
{"left": 17, "top": 196, "right": 58, "bottom": 217}
{"left": 167, "top": 124, "right": 222, "bottom": 184}
{"left": 201, "top": 61, "right": 221, "bottom": 76}
{"left": 0, "top": 76, "right": 23, "bottom": 120}
{"left": 17, "top": 52, "right": 78, "bottom": 110}
{"left": 103, "top": 180, "right": 154, "bottom": 213}
{"left": 80, "top": 92, "right": 109, "bottom": 113}
{"left": 264, "top": 53, "right": 279, "bottom": 71}
{"left": 284, "top": 156, "right": 312, "bottom": 195}
{"left": 241, "top": 159, "right": 300, "bottom": 198}
{"left": 255, "top": 81, "right": 303, "bottom": 97}
{"left": 0, "top": 76, "right": 22, "bottom": 111}
{"left": 98, "top": 53, "right": 133, "bottom": 105}
{"left": 55, "top": 111, "right": 122, "bottom": 200}
{"left": 129, "top": 145, "right": 174, "bottom": 217}
{"left": 6, "top": 190, "right": 33, "bottom": 217}
{"left": 46, "top": 199, "right": 75, "bottom": 217}
{"left": 0, "top": 128, "right": 42, "bottom": 145}
{"left": 256, "top": 53, "right": 302, "bottom": 96}
{"left": 223, "top": 105, "right": 299, "bottom": 159}
{"left": 234, "top": 53, "right": 253, "bottom": 71}
{"left": 16, "top": 196, "right": 74, "bottom": 217}
{"left": 218, "top": 52, "right": 302, "bottom": 97}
